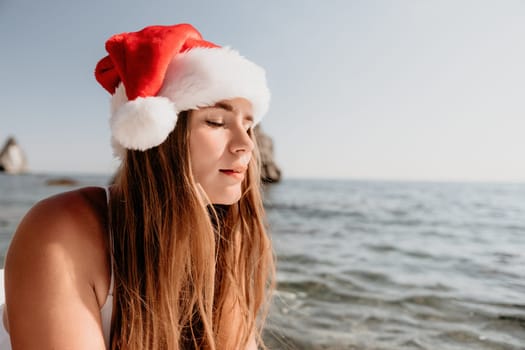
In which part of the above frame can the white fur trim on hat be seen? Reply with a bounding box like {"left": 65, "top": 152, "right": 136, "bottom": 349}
{"left": 108, "top": 47, "right": 269, "bottom": 157}
{"left": 110, "top": 84, "right": 177, "bottom": 153}
{"left": 159, "top": 47, "right": 270, "bottom": 124}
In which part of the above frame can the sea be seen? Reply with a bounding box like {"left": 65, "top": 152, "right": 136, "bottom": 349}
{"left": 1, "top": 173, "right": 524, "bottom": 350}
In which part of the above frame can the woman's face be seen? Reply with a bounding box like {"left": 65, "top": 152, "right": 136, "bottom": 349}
{"left": 188, "top": 97, "right": 255, "bottom": 204}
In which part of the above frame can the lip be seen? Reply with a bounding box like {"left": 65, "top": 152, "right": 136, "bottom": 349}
{"left": 219, "top": 166, "right": 247, "bottom": 180}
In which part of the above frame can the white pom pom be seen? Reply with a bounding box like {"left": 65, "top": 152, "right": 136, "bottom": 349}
{"left": 111, "top": 96, "right": 177, "bottom": 151}
{"left": 110, "top": 136, "right": 126, "bottom": 159}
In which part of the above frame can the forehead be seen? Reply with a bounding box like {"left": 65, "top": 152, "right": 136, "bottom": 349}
{"left": 199, "top": 98, "right": 253, "bottom": 117}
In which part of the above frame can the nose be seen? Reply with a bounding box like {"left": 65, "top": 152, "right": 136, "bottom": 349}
{"left": 229, "top": 124, "right": 255, "bottom": 154}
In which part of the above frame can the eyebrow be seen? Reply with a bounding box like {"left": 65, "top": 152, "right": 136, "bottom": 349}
{"left": 214, "top": 101, "right": 254, "bottom": 122}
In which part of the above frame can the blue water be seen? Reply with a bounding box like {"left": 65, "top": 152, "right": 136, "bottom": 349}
{"left": 1, "top": 174, "right": 524, "bottom": 349}
{"left": 263, "top": 179, "right": 525, "bottom": 350}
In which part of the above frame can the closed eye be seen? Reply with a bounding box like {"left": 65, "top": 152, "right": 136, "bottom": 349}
{"left": 206, "top": 120, "right": 225, "bottom": 127}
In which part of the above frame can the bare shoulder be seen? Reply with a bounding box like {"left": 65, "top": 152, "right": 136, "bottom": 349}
{"left": 13, "top": 186, "right": 107, "bottom": 236}
{"left": 4, "top": 186, "right": 111, "bottom": 307}
{"left": 3, "top": 187, "right": 110, "bottom": 349}
{"left": 6, "top": 186, "right": 109, "bottom": 269}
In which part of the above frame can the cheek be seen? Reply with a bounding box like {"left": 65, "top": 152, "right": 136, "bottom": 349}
{"left": 189, "top": 129, "right": 226, "bottom": 179}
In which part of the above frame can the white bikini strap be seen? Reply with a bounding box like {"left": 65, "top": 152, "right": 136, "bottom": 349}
{"left": 104, "top": 186, "right": 115, "bottom": 295}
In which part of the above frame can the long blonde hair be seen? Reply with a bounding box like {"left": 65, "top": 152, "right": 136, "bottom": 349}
{"left": 108, "top": 111, "right": 275, "bottom": 349}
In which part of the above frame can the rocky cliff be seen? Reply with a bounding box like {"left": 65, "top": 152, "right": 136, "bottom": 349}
{"left": 0, "top": 137, "right": 28, "bottom": 174}
{"left": 254, "top": 126, "right": 281, "bottom": 183}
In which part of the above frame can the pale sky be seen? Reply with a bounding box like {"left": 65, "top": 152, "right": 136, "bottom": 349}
{"left": 1, "top": 0, "right": 524, "bottom": 182}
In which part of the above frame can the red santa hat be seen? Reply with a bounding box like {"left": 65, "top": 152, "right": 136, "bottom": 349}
{"left": 95, "top": 23, "right": 270, "bottom": 157}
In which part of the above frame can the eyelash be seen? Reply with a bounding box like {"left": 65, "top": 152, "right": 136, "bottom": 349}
{"left": 206, "top": 120, "right": 252, "bottom": 132}
{"left": 206, "top": 120, "right": 225, "bottom": 127}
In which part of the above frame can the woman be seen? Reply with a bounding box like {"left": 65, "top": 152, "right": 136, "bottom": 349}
{"left": 0, "top": 23, "right": 275, "bottom": 349}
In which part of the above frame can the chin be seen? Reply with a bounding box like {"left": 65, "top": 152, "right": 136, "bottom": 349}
{"left": 209, "top": 187, "right": 242, "bottom": 205}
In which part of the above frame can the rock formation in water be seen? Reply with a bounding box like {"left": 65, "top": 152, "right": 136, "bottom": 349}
{"left": 254, "top": 126, "right": 281, "bottom": 183}
{"left": 45, "top": 178, "right": 79, "bottom": 186}
{"left": 0, "top": 137, "right": 28, "bottom": 174}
